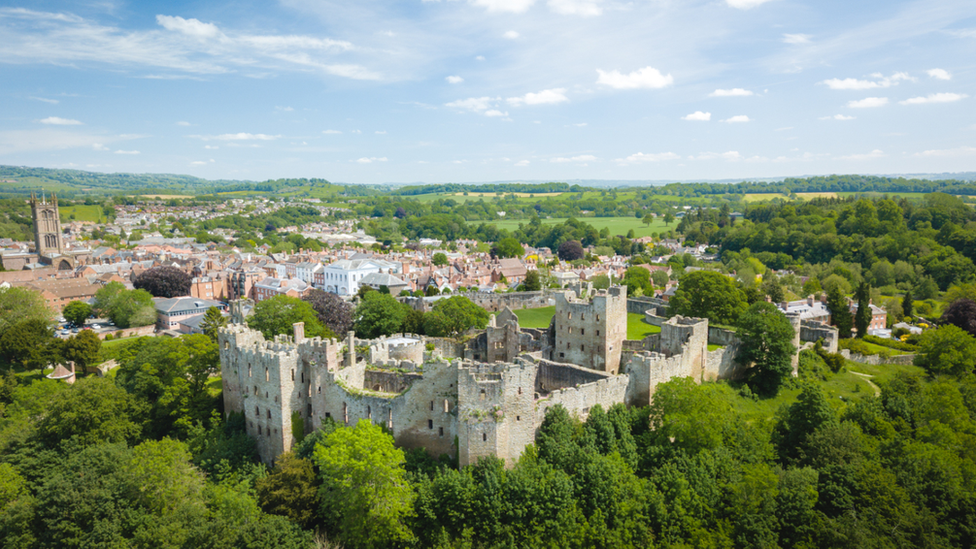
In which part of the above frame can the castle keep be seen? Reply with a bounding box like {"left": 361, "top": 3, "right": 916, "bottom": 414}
{"left": 219, "top": 286, "right": 823, "bottom": 465}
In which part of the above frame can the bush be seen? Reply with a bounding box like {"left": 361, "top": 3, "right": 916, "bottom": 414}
{"left": 839, "top": 338, "right": 875, "bottom": 356}
{"left": 862, "top": 334, "right": 916, "bottom": 352}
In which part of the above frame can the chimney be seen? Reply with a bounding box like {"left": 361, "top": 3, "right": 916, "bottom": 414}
{"left": 346, "top": 331, "right": 356, "bottom": 368}
{"left": 293, "top": 322, "right": 305, "bottom": 344}
{"left": 807, "top": 296, "right": 814, "bottom": 307}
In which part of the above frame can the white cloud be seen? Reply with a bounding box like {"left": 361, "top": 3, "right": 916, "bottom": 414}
{"left": 726, "top": 0, "right": 775, "bottom": 9}
{"left": 322, "top": 130, "right": 342, "bottom": 134}
{"left": 39, "top": 116, "right": 82, "bottom": 125}
{"left": 192, "top": 132, "right": 280, "bottom": 141}
{"left": 503, "top": 30, "right": 520, "bottom": 39}
{"left": 551, "top": 155, "right": 597, "bottom": 163}
{"left": 694, "top": 151, "right": 741, "bottom": 161}
{"left": 92, "top": 143, "right": 108, "bottom": 151}
{"left": 176, "top": 121, "right": 192, "bottom": 126}
{"left": 446, "top": 96, "right": 497, "bottom": 112}
{"left": 191, "top": 159, "right": 215, "bottom": 165}
{"left": 476, "top": 56, "right": 486, "bottom": 61}
{"left": 841, "top": 149, "right": 885, "bottom": 160}
{"left": 571, "top": 122, "right": 587, "bottom": 127}
{"left": 548, "top": 0, "right": 603, "bottom": 16}
{"left": 446, "top": 75, "right": 464, "bottom": 84}
{"left": 515, "top": 160, "right": 530, "bottom": 166}
{"left": 783, "top": 33, "right": 811, "bottom": 44}
{"left": 915, "top": 146, "right": 976, "bottom": 157}
{"left": 29, "top": 96, "right": 59, "bottom": 104}
{"left": 819, "top": 114, "right": 855, "bottom": 120}
{"left": 274, "top": 106, "right": 294, "bottom": 112}
{"left": 355, "top": 157, "right": 388, "bottom": 163}
{"left": 114, "top": 149, "right": 140, "bottom": 155}
{"left": 507, "top": 88, "right": 568, "bottom": 106}
{"left": 204, "top": 145, "right": 219, "bottom": 149}
{"left": 900, "top": 92, "right": 967, "bottom": 105}
{"left": 620, "top": 152, "right": 680, "bottom": 163}
{"left": 596, "top": 66, "right": 673, "bottom": 89}
{"left": 485, "top": 109, "right": 509, "bottom": 117}
{"left": 927, "top": 68, "right": 952, "bottom": 80}
{"left": 823, "top": 72, "right": 914, "bottom": 90}
{"left": 682, "top": 111, "right": 711, "bottom": 121}
{"left": 847, "top": 97, "right": 888, "bottom": 108}
{"left": 470, "top": 0, "right": 536, "bottom": 13}
{"left": 351, "top": 130, "right": 361, "bottom": 134}
{"left": 710, "top": 88, "right": 753, "bottom": 97}
{"left": 722, "top": 115, "right": 751, "bottom": 123}
{"left": 156, "top": 15, "right": 221, "bottom": 39}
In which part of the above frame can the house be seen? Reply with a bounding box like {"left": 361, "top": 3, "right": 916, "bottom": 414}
{"left": 320, "top": 259, "right": 397, "bottom": 296}
{"left": 253, "top": 277, "right": 312, "bottom": 302}
{"left": 851, "top": 302, "right": 887, "bottom": 333}
{"left": 19, "top": 278, "right": 101, "bottom": 312}
{"left": 154, "top": 297, "right": 226, "bottom": 330}
{"left": 777, "top": 296, "right": 831, "bottom": 324}
{"left": 359, "top": 272, "right": 409, "bottom": 295}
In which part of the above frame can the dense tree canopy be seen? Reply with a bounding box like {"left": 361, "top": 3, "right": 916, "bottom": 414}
{"left": 132, "top": 266, "right": 192, "bottom": 298}
{"left": 302, "top": 289, "right": 354, "bottom": 336}
{"left": 557, "top": 239, "right": 584, "bottom": 261}
{"left": 913, "top": 324, "right": 976, "bottom": 378}
{"left": 248, "top": 295, "right": 333, "bottom": 341}
{"left": 669, "top": 270, "right": 747, "bottom": 325}
{"left": 354, "top": 291, "right": 407, "bottom": 339}
{"left": 423, "top": 296, "right": 489, "bottom": 337}
{"left": 736, "top": 302, "right": 798, "bottom": 396}
{"left": 94, "top": 282, "right": 157, "bottom": 328}
{"left": 62, "top": 300, "right": 92, "bottom": 326}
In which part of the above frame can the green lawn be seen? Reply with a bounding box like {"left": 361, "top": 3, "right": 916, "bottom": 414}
{"left": 489, "top": 216, "right": 673, "bottom": 238}
{"left": 60, "top": 204, "right": 104, "bottom": 222}
{"left": 512, "top": 306, "right": 662, "bottom": 340}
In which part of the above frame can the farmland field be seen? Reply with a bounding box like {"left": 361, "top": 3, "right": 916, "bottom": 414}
{"left": 59, "top": 204, "right": 104, "bottom": 222}
{"left": 486, "top": 216, "right": 673, "bottom": 238}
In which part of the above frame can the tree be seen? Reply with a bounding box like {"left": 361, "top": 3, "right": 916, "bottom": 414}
{"left": 663, "top": 211, "right": 675, "bottom": 226}
{"left": 354, "top": 292, "right": 407, "bottom": 339}
{"left": 621, "top": 266, "right": 653, "bottom": 295}
{"left": 248, "top": 295, "right": 331, "bottom": 340}
{"left": 771, "top": 383, "right": 837, "bottom": 465}
{"left": 62, "top": 300, "right": 92, "bottom": 326}
{"left": 0, "top": 286, "right": 52, "bottom": 337}
{"left": 826, "top": 285, "right": 853, "bottom": 339}
{"left": 762, "top": 275, "right": 785, "bottom": 303}
{"left": 914, "top": 325, "right": 976, "bottom": 378}
{"left": 132, "top": 266, "right": 192, "bottom": 298}
{"left": 0, "top": 319, "right": 55, "bottom": 370}
{"left": 902, "top": 289, "right": 914, "bottom": 319}
{"left": 854, "top": 282, "right": 871, "bottom": 338}
{"left": 557, "top": 240, "right": 584, "bottom": 261}
{"left": 64, "top": 329, "right": 102, "bottom": 373}
{"left": 491, "top": 237, "right": 524, "bottom": 259}
{"left": 303, "top": 289, "right": 354, "bottom": 336}
{"left": 668, "top": 270, "right": 747, "bottom": 325}
{"left": 94, "top": 282, "right": 156, "bottom": 328}
{"left": 256, "top": 452, "right": 321, "bottom": 530}
{"left": 736, "top": 301, "right": 797, "bottom": 396}
{"left": 522, "top": 270, "right": 542, "bottom": 291}
{"left": 313, "top": 420, "right": 416, "bottom": 548}
{"left": 642, "top": 213, "right": 653, "bottom": 227}
{"left": 432, "top": 252, "right": 449, "bottom": 266}
{"left": 199, "top": 306, "right": 227, "bottom": 341}
{"left": 36, "top": 376, "right": 144, "bottom": 448}
{"left": 651, "top": 270, "right": 669, "bottom": 288}
{"left": 427, "top": 296, "right": 489, "bottom": 337}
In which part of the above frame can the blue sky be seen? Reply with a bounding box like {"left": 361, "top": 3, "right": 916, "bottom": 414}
{"left": 1, "top": 0, "right": 975, "bottom": 184}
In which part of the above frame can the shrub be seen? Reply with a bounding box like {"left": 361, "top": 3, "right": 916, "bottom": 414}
{"left": 862, "top": 334, "right": 916, "bottom": 352}
{"left": 839, "top": 338, "right": 875, "bottom": 356}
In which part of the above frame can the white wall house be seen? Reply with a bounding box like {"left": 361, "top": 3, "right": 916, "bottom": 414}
{"left": 321, "top": 259, "right": 384, "bottom": 296}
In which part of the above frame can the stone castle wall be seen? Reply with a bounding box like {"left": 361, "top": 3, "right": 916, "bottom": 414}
{"left": 552, "top": 286, "right": 627, "bottom": 373}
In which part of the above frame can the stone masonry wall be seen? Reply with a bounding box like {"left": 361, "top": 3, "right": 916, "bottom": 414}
{"left": 552, "top": 286, "right": 628, "bottom": 374}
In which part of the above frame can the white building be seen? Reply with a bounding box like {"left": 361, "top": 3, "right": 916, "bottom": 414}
{"left": 321, "top": 259, "right": 399, "bottom": 296}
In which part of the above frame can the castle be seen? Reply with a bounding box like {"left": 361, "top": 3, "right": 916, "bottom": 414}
{"left": 219, "top": 287, "right": 822, "bottom": 466}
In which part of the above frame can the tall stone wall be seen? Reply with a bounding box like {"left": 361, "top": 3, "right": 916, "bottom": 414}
{"left": 627, "top": 296, "right": 669, "bottom": 316}
{"left": 800, "top": 321, "right": 839, "bottom": 353}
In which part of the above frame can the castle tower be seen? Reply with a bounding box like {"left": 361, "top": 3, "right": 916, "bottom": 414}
{"left": 30, "top": 191, "right": 65, "bottom": 256}
{"left": 552, "top": 286, "right": 628, "bottom": 373}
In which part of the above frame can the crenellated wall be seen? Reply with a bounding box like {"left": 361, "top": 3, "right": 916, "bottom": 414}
{"left": 552, "top": 286, "right": 628, "bottom": 374}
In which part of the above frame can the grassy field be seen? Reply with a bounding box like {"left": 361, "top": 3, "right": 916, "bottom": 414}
{"left": 742, "top": 193, "right": 790, "bottom": 202}
{"left": 60, "top": 204, "right": 103, "bottom": 222}
{"left": 136, "top": 194, "right": 192, "bottom": 199}
{"left": 488, "top": 216, "right": 673, "bottom": 238}
{"left": 512, "top": 306, "right": 662, "bottom": 339}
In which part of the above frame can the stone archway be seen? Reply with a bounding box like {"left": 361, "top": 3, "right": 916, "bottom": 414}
{"left": 58, "top": 259, "right": 73, "bottom": 270}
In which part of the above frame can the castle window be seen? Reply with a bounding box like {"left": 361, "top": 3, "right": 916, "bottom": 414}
{"left": 325, "top": 412, "right": 331, "bottom": 419}
{"left": 568, "top": 327, "right": 572, "bottom": 334}
{"left": 483, "top": 433, "right": 487, "bottom": 442}
{"left": 596, "top": 314, "right": 600, "bottom": 321}
{"left": 444, "top": 399, "right": 449, "bottom": 412}
{"left": 267, "top": 409, "right": 271, "bottom": 419}
{"left": 291, "top": 369, "right": 294, "bottom": 381}
{"left": 265, "top": 368, "right": 269, "bottom": 382}
{"left": 596, "top": 330, "right": 600, "bottom": 336}
{"left": 428, "top": 419, "right": 433, "bottom": 429}
{"left": 581, "top": 328, "right": 584, "bottom": 335}
{"left": 301, "top": 372, "right": 305, "bottom": 383}
{"left": 516, "top": 416, "right": 520, "bottom": 421}
{"left": 430, "top": 401, "right": 434, "bottom": 411}
{"left": 308, "top": 404, "right": 312, "bottom": 417}
{"left": 581, "top": 313, "right": 584, "bottom": 321}
{"left": 224, "top": 342, "right": 229, "bottom": 350}
{"left": 258, "top": 425, "right": 262, "bottom": 434}
{"left": 560, "top": 352, "right": 564, "bottom": 358}
{"left": 480, "top": 389, "right": 486, "bottom": 400}
{"left": 439, "top": 427, "right": 444, "bottom": 437}
{"left": 318, "top": 386, "right": 321, "bottom": 394}
{"left": 255, "top": 405, "right": 259, "bottom": 416}
{"left": 343, "top": 402, "right": 348, "bottom": 424}
{"left": 518, "top": 387, "right": 522, "bottom": 395}
{"left": 388, "top": 409, "right": 393, "bottom": 429}
{"left": 248, "top": 365, "right": 252, "bottom": 377}
{"left": 367, "top": 406, "right": 371, "bottom": 419}
{"left": 568, "top": 312, "right": 572, "bottom": 319}
{"left": 581, "top": 345, "right": 584, "bottom": 351}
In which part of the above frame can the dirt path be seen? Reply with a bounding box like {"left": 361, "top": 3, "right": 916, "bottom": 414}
{"left": 850, "top": 371, "right": 881, "bottom": 396}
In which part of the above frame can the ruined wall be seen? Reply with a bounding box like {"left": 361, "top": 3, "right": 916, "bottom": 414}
{"left": 552, "top": 286, "right": 628, "bottom": 374}
{"left": 659, "top": 316, "right": 709, "bottom": 380}
{"left": 364, "top": 369, "right": 423, "bottom": 393}
{"left": 643, "top": 312, "right": 667, "bottom": 326}
{"left": 537, "top": 374, "right": 630, "bottom": 424}
{"left": 466, "top": 291, "right": 556, "bottom": 312}
{"left": 627, "top": 296, "right": 668, "bottom": 316}
{"left": 535, "top": 359, "right": 611, "bottom": 395}
{"left": 707, "top": 326, "right": 739, "bottom": 346}
{"left": 456, "top": 360, "right": 538, "bottom": 467}
{"left": 367, "top": 335, "right": 425, "bottom": 365}
{"left": 800, "top": 321, "right": 839, "bottom": 353}
{"left": 840, "top": 350, "right": 917, "bottom": 365}
{"left": 623, "top": 352, "right": 691, "bottom": 407}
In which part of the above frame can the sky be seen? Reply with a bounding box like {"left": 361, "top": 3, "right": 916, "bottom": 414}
{"left": 1, "top": 0, "right": 975, "bottom": 185}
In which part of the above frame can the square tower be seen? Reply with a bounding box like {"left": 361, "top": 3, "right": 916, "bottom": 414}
{"left": 30, "top": 192, "right": 65, "bottom": 256}
{"left": 553, "top": 286, "right": 628, "bottom": 373}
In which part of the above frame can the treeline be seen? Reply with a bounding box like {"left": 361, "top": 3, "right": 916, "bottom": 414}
{"left": 651, "top": 174, "right": 976, "bottom": 197}
{"left": 396, "top": 182, "right": 581, "bottom": 195}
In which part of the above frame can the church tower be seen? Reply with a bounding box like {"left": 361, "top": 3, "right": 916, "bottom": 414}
{"left": 30, "top": 191, "right": 65, "bottom": 256}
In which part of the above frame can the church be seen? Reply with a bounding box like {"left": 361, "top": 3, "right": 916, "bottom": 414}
{"left": 0, "top": 192, "right": 90, "bottom": 271}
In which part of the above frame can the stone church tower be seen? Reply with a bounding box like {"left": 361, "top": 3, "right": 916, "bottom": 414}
{"left": 30, "top": 192, "right": 65, "bottom": 256}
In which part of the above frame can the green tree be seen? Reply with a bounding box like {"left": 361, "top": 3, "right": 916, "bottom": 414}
{"left": 663, "top": 211, "right": 675, "bottom": 226}
{"left": 590, "top": 274, "right": 611, "bottom": 290}
{"left": 668, "top": 270, "right": 747, "bottom": 325}
{"left": 621, "top": 266, "right": 653, "bottom": 296}
{"left": 64, "top": 329, "right": 102, "bottom": 373}
{"left": 36, "top": 376, "right": 145, "bottom": 448}
{"left": 854, "top": 282, "right": 871, "bottom": 338}
{"left": 491, "top": 237, "right": 524, "bottom": 259}
{"left": 762, "top": 274, "right": 786, "bottom": 303}
{"left": 200, "top": 306, "right": 227, "bottom": 341}
{"left": 736, "top": 301, "right": 797, "bottom": 396}
{"left": 826, "top": 285, "right": 853, "bottom": 339}
{"left": 355, "top": 292, "right": 408, "bottom": 339}
{"left": 902, "top": 289, "right": 914, "bottom": 319}
{"left": 432, "top": 252, "right": 449, "bottom": 266}
{"left": 313, "top": 420, "right": 416, "bottom": 548}
{"left": 428, "top": 296, "right": 489, "bottom": 337}
{"left": 522, "top": 269, "right": 542, "bottom": 291}
{"left": 913, "top": 325, "right": 976, "bottom": 378}
{"left": 0, "top": 286, "right": 52, "bottom": 337}
{"left": 642, "top": 213, "right": 653, "bottom": 227}
{"left": 772, "top": 383, "right": 837, "bottom": 464}
{"left": 0, "top": 319, "right": 55, "bottom": 370}
{"left": 62, "top": 300, "right": 92, "bottom": 326}
{"left": 248, "top": 295, "right": 332, "bottom": 340}
{"left": 256, "top": 452, "right": 321, "bottom": 530}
